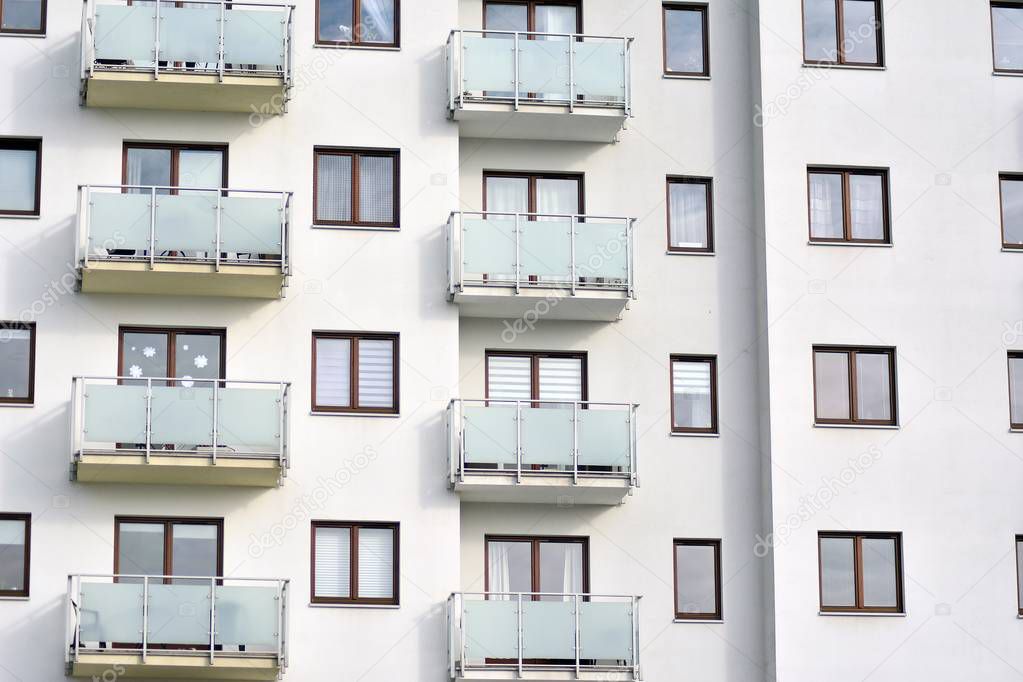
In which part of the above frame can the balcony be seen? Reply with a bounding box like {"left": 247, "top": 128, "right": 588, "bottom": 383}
{"left": 446, "top": 30, "right": 632, "bottom": 142}
{"left": 448, "top": 592, "right": 641, "bottom": 682}
{"left": 67, "top": 574, "right": 288, "bottom": 681}
{"left": 77, "top": 185, "right": 292, "bottom": 299}
{"left": 71, "top": 376, "right": 290, "bottom": 488}
{"left": 447, "top": 212, "right": 635, "bottom": 322}
{"left": 447, "top": 400, "right": 638, "bottom": 505}
{"left": 80, "top": 0, "right": 293, "bottom": 114}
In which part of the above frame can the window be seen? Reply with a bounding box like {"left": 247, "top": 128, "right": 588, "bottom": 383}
{"left": 486, "top": 350, "right": 587, "bottom": 405}
{"left": 119, "top": 327, "right": 225, "bottom": 385}
{"left": 0, "top": 322, "right": 35, "bottom": 405}
{"left": 312, "top": 331, "right": 399, "bottom": 414}
{"left": 818, "top": 532, "right": 902, "bottom": 613}
{"left": 0, "top": 0, "right": 45, "bottom": 34}
{"left": 313, "top": 148, "right": 399, "bottom": 228}
{"left": 673, "top": 539, "right": 720, "bottom": 620}
{"left": 114, "top": 517, "right": 223, "bottom": 580}
{"left": 123, "top": 142, "right": 227, "bottom": 193}
{"left": 311, "top": 521, "right": 399, "bottom": 604}
{"left": 807, "top": 168, "right": 889, "bottom": 243}
{"left": 671, "top": 355, "right": 717, "bottom": 434}
{"left": 485, "top": 535, "right": 588, "bottom": 595}
{"left": 667, "top": 177, "right": 713, "bottom": 252}
{"left": 483, "top": 0, "right": 581, "bottom": 33}
{"left": 316, "top": 0, "right": 399, "bottom": 47}
{"left": 803, "top": 0, "right": 883, "bottom": 66}
{"left": 1008, "top": 353, "right": 1023, "bottom": 428}
{"left": 663, "top": 3, "right": 709, "bottom": 76}
{"left": 0, "top": 513, "right": 29, "bottom": 597}
{"left": 484, "top": 171, "right": 583, "bottom": 216}
{"left": 1016, "top": 536, "right": 1023, "bottom": 616}
{"left": 813, "top": 346, "right": 896, "bottom": 425}
{"left": 999, "top": 174, "right": 1023, "bottom": 248}
{"left": 993, "top": 2, "right": 1023, "bottom": 72}
{"left": 0, "top": 138, "right": 41, "bottom": 216}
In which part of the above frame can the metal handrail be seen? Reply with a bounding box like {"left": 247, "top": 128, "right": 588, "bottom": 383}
{"left": 449, "top": 28, "right": 632, "bottom": 41}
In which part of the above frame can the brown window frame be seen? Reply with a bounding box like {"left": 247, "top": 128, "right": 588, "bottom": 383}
{"left": 482, "top": 170, "right": 585, "bottom": 216}
{"left": 121, "top": 141, "right": 229, "bottom": 192}
{"left": 484, "top": 349, "right": 588, "bottom": 404}
{"left": 310, "top": 520, "right": 400, "bottom": 605}
{"left": 1016, "top": 535, "right": 1023, "bottom": 616}
{"left": 315, "top": 0, "right": 400, "bottom": 47}
{"left": 666, "top": 176, "right": 714, "bottom": 254}
{"left": 0, "top": 512, "right": 30, "bottom": 597}
{"left": 483, "top": 534, "right": 590, "bottom": 595}
{"left": 818, "top": 531, "right": 903, "bottom": 614}
{"left": 992, "top": 2, "right": 1023, "bottom": 73}
{"left": 313, "top": 147, "right": 400, "bottom": 228}
{"left": 1008, "top": 352, "right": 1023, "bottom": 429}
{"left": 0, "top": 0, "right": 46, "bottom": 35}
{"left": 807, "top": 167, "right": 890, "bottom": 244}
{"left": 802, "top": 0, "right": 884, "bottom": 67}
{"left": 482, "top": 0, "right": 583, "bottom": 33}
{"left": 0, "top": 321, "right": 35, "bottom": 406}
{"left": 998, "top": 173, "right": 1023, "bottom": 249}
{"left": 672, "top": 538, "right": 721, "bottom": 620}
{"left": 669, "top": 354, "right": 718, "bottom": 434}
{"left": 113, "top": 516, "right": 225, "bottom": 580}
{"left": 662, "top": 3, "right": 710, "bottom": 77}
{"left": 311, "top": 331, "right": 400, "bottom": 414}
{"left": 0, "top": 138, "right": 41, "bottom": 216}
{"left": 812, "top": 345, "right": 897, "bottom": 426}
{"left": 117, "top": 326, "right": 227, "bottom": 382}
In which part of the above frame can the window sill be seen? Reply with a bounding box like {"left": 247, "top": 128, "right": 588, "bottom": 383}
{"left": 802, "top": 63, "right": 886, "bottom": 72}
{"left": 312, "top": 43, "right": 401, "bottom": 52}
{"left": 663, "top": 73, "right": 711, "bottom": 80}
{"left": 674, "top": 618, "right": 722, "bottom": 623}
{"left": 0, "top": 403, "right": 34, "bottom": 408}
{"left": 0, "top": 596, "right": 30, "bottom": 601}
{"left": 309, "top": 602, "right": 400, "bottom": 609}
{"left": 1008, "top": 428, "right": 1023, "bottom": 433}
{"left": 807, "top": 240, "right": 893, "bottom": 248}
{"left": 0, "top": 33, "right": 45, "bottom": 39}
{"left": 309, "top": 411, "right": 402, "bottom": 418}
{"left": 665, "top": 250, "right": 715, "bottom": 257}
{"left": 993, "top": 70, "right": 1023, "bottom": 78}
{"left": 818, "top": 611, "right": 905, "bottom": 617}
{"left": 670, "top": 431, "right": 720, "bottom": 438}
{"left": 312, "top": 224, "right": 401, "bottom": 233}
{"left": 813, "top": 423, "right": 899, "bottom": 430}
{"left": 1001, "top": 247, "right": 1023, "bottom": 252}
{"left": 0, "top": 214, "right": 40, "bottom": 220}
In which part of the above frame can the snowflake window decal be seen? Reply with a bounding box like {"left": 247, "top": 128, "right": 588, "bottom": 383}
{"left": 180, "top": 375, "right": 195, "bottom": 388}
{"left": 142, "top": 346, "right": 157, "bottom": 359}
{"left": 128, "top": 365, "right": 143, "bottom": 379}
{"left": 194, "top": 354, "right": 209, "bottom": 369}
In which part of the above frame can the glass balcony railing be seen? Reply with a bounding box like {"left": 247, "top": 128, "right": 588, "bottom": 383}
{"left": 447, "top": 211, "right": 635, "bottom": 296}
{"left": 448, "top": 399, "right": 637, "bottom": 486}
{"left": 82, "top": 0, "right": 293, "bottom": 81}
{"left": 67, "top": 574, "right": 288, "bottom": 671}
{"left": 71, "top": 376, "right": 290, "bottom": 467}
{"left": 448, "top": 592, "right": 640, "bottom": 679}
{"left": 77, "top": 185, "right": 291, "bottom": 272}
{"left": 446, "top": 29, "right": 632, "bottom": 112}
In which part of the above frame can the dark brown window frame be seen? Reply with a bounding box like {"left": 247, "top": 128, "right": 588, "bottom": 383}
{"left": 998, "top": 173, "right": 1023, "bottom": 249}
{"left": 0, "top": 0, "right": 46, "bottom": 35}
{"left": 807, "top": 167, "right": 890, "bottom": 244}
{"left": 0, "top": 512, "right": 30, "bottom": 597}
{"left": 812, "top": 345, "right": 897, "bottom": 426}
{"left": 311, "top": 330, "right": 400, "bottom": 414}
{"left": 0, "top": 321, "right": 35, "bottom": 406}
{"left": 992, "top": 1, "right": 1023, "bottom": 73}
{"left": 666, "top": 176, "right": 714, "bottom": 253}
{"left": 482, "top": 0, "right": 583, "bottom": 33}
{"left": 117, "top": 326, "right": 227, "bottom": 382}
{"left": 669, "top": 354, "right": 718, "bottom": 434}
{"left": 315, "top": 0, "right": 400, "bottom": 47}
{"left": 802, "top": 0, "right": 884, "bottom": 67}
{"left": 1008, "top": 351, "right": 1023, "bottom": 429}
{"left": 482, "top": 170, "right": 585, "bottom": 216}
{"left": 662, "top": 3, "right": 710, "bottom": 77}
{"left": 818, "top": 531, "right": 903, "bottom": 614}
{"left": 672, "top": 538, "right": 721, "bottom": 620}
{"left": 483, "top": 534, "right": 590, "bottom": 595}
{"left": 113, "top": 515, "right": 225, "bottom": 580}
{"left": 313, "top": 147, "right": 400, "bottom": 228}
{"left": 121, "top": 141, "right": 229, "bottom": 192}
{"left": 310, "top": 520, "right": 400, "bottom": 605}
{"left": 1016, "top": 535, "right": 1023, "bottom": 616}
{"left": 0, "top": 138, "right": 41, "bottom": 216}
{"left": 484, "top": 349, "right": 588, "bottom": 404}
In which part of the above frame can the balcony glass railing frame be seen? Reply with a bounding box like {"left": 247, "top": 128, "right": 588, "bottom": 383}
{"left": 447, "top": 591, "right": 641, "bottom": 680}
{"left": 66, "top": 573, "right": 288, "bottom": 670}
{"left": 70, "top": 375, "right": 290, "bottom": 470}
{"left": 446, "top": 29, "right": 633, "bottom": 114}
{"left": 447, "top": 211, "right": 636, "bottom": 298}
{"left": 447, "top": 398, "right": 639, "bottom": 488}
{"left": 77, "top": 184, "right": 292, "bottom": 275}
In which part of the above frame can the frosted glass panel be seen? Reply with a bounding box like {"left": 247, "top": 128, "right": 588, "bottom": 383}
{"left": 221, "top": 197, "right": 282, "bottom": 255}
{"left": 576, "top": 222, "right": 628, "bottom": 279}
{"left": 574, "top": 41, "right": 626, "bottom": 100}
{"left": 216, "top": 586, "right": 279, "bottom": 648}
{"left": 94, "top": 6, "right": 156, "bottom": 62}
{"left": 518, "top": 39, "right": 569, "bottom": 96}
{"left": 155, "top": 194, "right": 218, "bottom": 252}
{"left": 83, "top": 384, "right": 148, "bottom": 444}
{"left": 218, "top": 387, "right": 281, "bottom": 449}
{"left": 462, "top": 217, "right": 517, "bottom": 276}
{"left": 520, "top": 221, "right": 571, "bottom": 277}
{"left": 89, "top": 193, "right": 152, "bottom": 253}
{"left": 224, "top": 9, "right": 286, "bottom": 66}
{"left": 520, "top": 407, "right": 573, "bottom": 465}
{"left": 522, "top": 601, "right": 574, "bottom": 659}
{"left": 159, "top": 6, "right": 220, "bottom": 64}
{"left": 578, "top": 409, "right": 631, "bottom": 468}
{"left": 820, "top": 536, "right": 855, "bottom": 607}
{"left": 861, "top": 537, "right": 898, "bottom": 607}
{"left": 464, "top": 599, "right": 518, "bottom": 659}
{"left": 148, "top": 583, "right": 211, "bottom": 646}
{"left": 78, "top": 582, "right": 144, "bottom": 643}
{"left": 463, "top": 36, "right": 515, "bottom": 92}
{"left": 580, "top": 601, "right": 633, "bottom": 661}
{"left": 149, "top": 385, "right": 214, "bottom": 446}
{"left": 463, "top": 406, "right": 517, "bottom": 465}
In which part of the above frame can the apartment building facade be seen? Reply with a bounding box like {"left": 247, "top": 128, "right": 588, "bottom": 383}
{"left": 0, "top": 0, "right": 1021, "bottom": 681}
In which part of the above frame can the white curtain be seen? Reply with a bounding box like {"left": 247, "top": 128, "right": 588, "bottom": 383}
{"left": 0, "top": 148, "right": 36, "bottom": 212}
{"left": 358, "top": 155, "right": 394, "bottom": 223}
{"left": 536, "top": 178, "right": 578, "bottom": 281}
{"left": 360, "top": 0, "right": 395, "bottom": 44}
{"left": 315, "top": 338, "right": 352, "bottom": 408}
{"left": 809, "top": 173, "right": 843, "bottom": 239}
{"left": 316, "top": 154, "right": 353, "bottom": 223}
{"left": 538, "top": 542, "right": 583, "bottom": 601}
{"left": 848, "top": 174, "right": 884, "bottom": 240}
{"left": 534, "top": 5, "right": 576, "bottom": 35}
{"left": 668, "top": 182, "right": 709, "bottom": 249}
{"left": 672, "top": 360, "right": 712, "bottom": 429}
{"left": 314, "top": 526, "right": 351, "bottom": 598}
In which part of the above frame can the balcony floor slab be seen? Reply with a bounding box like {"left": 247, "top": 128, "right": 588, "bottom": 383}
{"left": 80, "top": 261, "right": 285, "bottom": 299}
{"left": 70, "top": 653, "right": 280, "bottom": 680}
{"left": 75, "top": 454, "right": 282, "bottom": 487}
{"left": 84, "top": 71, "right": 287, "bottom": 114}
{"left": 454, "top": 473, "right": 632, "bottom": 505}
{"left": 453, "top": 103, "right": 627, "bottom": 143}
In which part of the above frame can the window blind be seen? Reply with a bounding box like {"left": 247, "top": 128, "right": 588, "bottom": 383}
{"left": 314, "top": 526, "right": 351, "bottom": 598}
{"left": 487, "top": 355, "right": 531, "bottom": 401}
{"left": 315, "top": 338, "right": 352, "bottom": 408}
{"left": 537, "top": 356, "right": 583, "bottom": 403}
{"left": 358, "top": 155, "right": 394, "bottom": 223}
{"left": 357, "top": 527, "right": 394, "bottom": 599}
{"left": 316, "top": 154, "right": 353, "bottom": 222}
{"left": 357, "top": 339, "right": 394, "bottom": 408}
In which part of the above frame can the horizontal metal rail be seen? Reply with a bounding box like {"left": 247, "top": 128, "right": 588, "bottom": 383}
{"left": 450, "top": 28, "right": 632, "bottom": 41}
